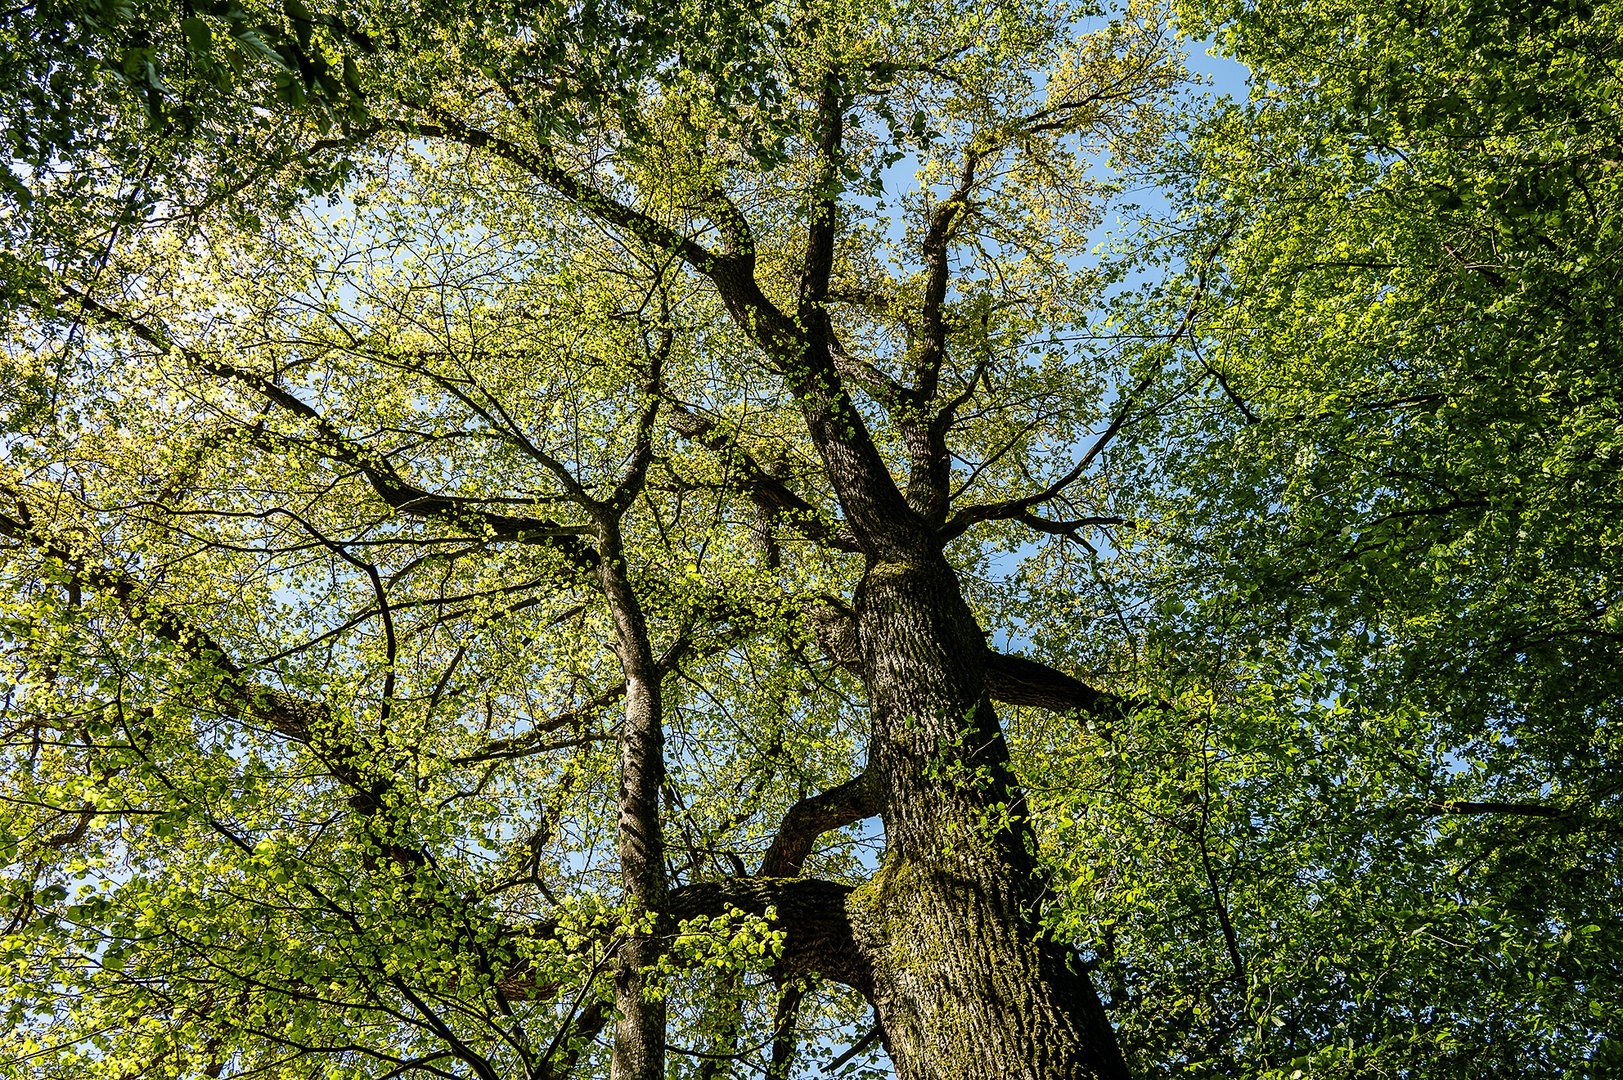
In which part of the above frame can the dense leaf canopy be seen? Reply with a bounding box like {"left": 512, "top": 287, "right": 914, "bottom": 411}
{"left": 1, "top": 0, "right": 1620, "bottom": 1076}
{"left": 1085, "top": 0, "right": 1623, "bottom": 1071}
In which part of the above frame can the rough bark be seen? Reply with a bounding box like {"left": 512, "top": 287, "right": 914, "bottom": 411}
{"left": 809, "top": 595, "right": 1135, "bottom": 722}
{"left": 599, "top": 526, "right": 668, "bottom": 1080}
{"left": 845, "top": 554, "right": 1129, "bottom": 1080}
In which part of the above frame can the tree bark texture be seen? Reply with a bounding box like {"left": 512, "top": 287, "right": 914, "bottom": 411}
{"left": 846, "top": 554, "right": 1129, "bottom": 1080}
{"left": 599, "top": 526, "right": 668, "bottom": 1080}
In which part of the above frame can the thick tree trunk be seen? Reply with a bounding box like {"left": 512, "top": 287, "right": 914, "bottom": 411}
{"left": 399, "top": 86, "right": 1138, "bottom": 1080}
{"left": 845, "top": 555, "right": 1129, "bottom": 1080}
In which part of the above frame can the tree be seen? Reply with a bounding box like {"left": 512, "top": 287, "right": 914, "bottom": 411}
{"left": 0, "top": 2, "right": 1188, "bottom": 1078}
{"left": 0, "top": 0, "right": 781, "bottom": 317}
{"left": 1047, "top": 0, "right": 1623, "bottom": 1072}
{"left": 12, "top": 0, "right": 1620, "bottom": 1073}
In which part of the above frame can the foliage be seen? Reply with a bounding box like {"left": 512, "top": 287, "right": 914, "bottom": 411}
{"left": 2, "top": 0, "right": 1188, "bottom": 1075}
{"left": 0, "top": 0, "right": 787, "bottom": 324}
{"left": 4, "top": 0, "right": 1621, "bottom": 1073}
{"left": 1054, "top": 0, "right": 1623, "bottom": 1073}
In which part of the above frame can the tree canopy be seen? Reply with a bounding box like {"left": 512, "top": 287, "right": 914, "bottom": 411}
{"left": 1094, "top": 0, "right": 1623, "bottom": 1069}
{"left": 1, "top": 0, "right": 1620, "bottom": 1077}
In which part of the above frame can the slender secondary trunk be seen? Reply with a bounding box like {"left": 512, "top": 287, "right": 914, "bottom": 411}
{"left": 845, "top": 554, "right": 1129, "bottom": 1080}
{"left": 599, "top": 526, "right": 667, "bottom": 1080}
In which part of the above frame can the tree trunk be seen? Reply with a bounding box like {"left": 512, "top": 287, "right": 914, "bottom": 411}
{"left": 845, "top": 554, "right": 1129, "bottom": 1080}
{"left": 385, "top": 73, "right": 1144, "bottom": 1078}
{"left": 599, "top": 526, "right": 668, "bottom": 1080}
